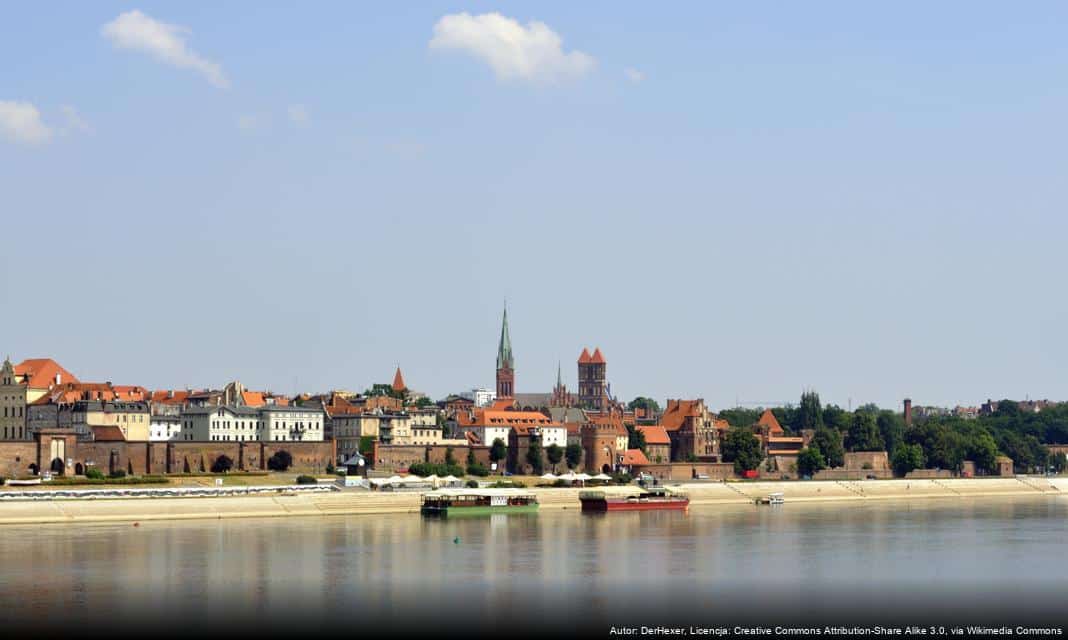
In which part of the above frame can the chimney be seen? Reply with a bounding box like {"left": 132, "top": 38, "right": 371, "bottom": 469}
{"left": 903, "top": 398, "right": 913, "bottom": 427}
{"left": 55, "top": 373, "right": 61, "bottom": 385}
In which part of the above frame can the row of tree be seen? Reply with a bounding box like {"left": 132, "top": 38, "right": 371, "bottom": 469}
{"left": 721, "top": 392, "right": 1064, "bottom": 476}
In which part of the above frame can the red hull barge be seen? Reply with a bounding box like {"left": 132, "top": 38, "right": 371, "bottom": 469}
{"left": 579, "top": 488, "right": 689, "bottom": 512}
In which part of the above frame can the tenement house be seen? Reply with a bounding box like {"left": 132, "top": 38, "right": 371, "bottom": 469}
{"left": 0, "top": 357, "right": 79, "bottom": 440}
{"left": 181, "top": 404, "right": 325, "bottom": 442}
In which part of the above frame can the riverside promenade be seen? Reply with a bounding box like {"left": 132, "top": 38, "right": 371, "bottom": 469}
{"left": 0, "top": 476, "right": 1062, "bottom": 525}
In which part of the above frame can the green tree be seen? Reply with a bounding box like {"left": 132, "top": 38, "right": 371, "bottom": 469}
{"left": 994, "top": 399, "right": 1020, "bottom": 418}
{"left": 545, "top": 443, "right": 563, "bottom": 472}
{"left": 267, "top": 450, "right": 292, "bottom": 472}
{"left": 489, "top": 438, "right": 507, "bottom": 469}
{"left": 413, "top": 396, "right": 435, "bottom": 408}
{"left": 891, "top": 443, "right": 925, "bottom": 476}
{"left": 719, "top": 407, "right": 762, "bottom": 429}
{"left": 822, "top": 404, "right": 852, "bottom": 434}
{"left": 722, "top": 427, "right": 764, "bottom": 474}
{"left": 211, "top": 455, "right": 234, "bottom": 473}
{"left": 466, "top": 448, "right": 477, "bottom": 466}
{"left": 812, "top": 428, "right": 844, "bottom": 468}
{"left": 1050, "top": 452, "right": 1067, "bottom": 474}
{"left": 626, "top": 423, "right": 647, "bottom": 452}
{"left": 798, "top": 392, "right": 824, "bottom": 431}
{"left": 526, "top": 440, "right": 544, "bottom": 475}
{"left": 966, "top": 432, "right": 999, "bottom": 474}
{"left": 846, "top": 412, "right": 884, "bottom": 452}
{"left": 627, "top": 397, "right": 662, "bottom": 414}
{"left": 565, "top": 443, "right": 583, "bottom": 470}
{"left": 444, "top": 446, "right": 456, "bottom": 467}
{"left": 877, "top": 411, "right": 905, "bottom": 455}
{"left": 796, "top": 447, "right": 826, "bottom": 477}
{"left": 364, "top": 383, "right": 405, "bottom": 400}
{"left": 855, "top": 403, "right": 880, "bottom": 416}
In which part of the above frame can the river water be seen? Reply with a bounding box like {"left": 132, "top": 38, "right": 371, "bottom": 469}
{"left": 1, "top": 496, "right": 1064, "bottom": 634}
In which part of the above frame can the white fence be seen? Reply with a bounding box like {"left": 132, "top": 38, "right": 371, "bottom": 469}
{"left": 0, "top": 484, "right": 339, "bottom": 501}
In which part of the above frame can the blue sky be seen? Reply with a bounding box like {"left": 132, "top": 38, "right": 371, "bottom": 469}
{"left": 2, "top": 2, "right": 1067, "bottom": 410}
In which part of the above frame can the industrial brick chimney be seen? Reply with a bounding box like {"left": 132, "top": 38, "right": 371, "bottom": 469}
{"left": 903, "top": 398, "right": 913, "bottom": 427}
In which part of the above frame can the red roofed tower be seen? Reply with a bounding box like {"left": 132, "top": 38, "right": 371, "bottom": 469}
{"left": 577, "top": 347, "right": 608, "bottom": 411}
{"left": 392, "top": 367, "right": 406, "bottom": 393}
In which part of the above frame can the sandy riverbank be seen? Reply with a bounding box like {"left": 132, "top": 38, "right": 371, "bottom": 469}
{"left": 0, "top": 476, "right": 1062, "bottom": 525}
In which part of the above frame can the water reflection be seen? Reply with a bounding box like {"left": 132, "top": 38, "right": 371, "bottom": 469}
{"left": 1, "top": 496, "right": 1065, "bottom": 630}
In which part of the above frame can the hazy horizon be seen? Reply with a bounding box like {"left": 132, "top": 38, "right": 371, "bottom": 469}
{"left": 3, "top": 3, "right": 1066, "bottom": 411}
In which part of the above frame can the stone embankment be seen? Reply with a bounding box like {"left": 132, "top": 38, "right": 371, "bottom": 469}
{"left": 0, "top": 476, "right": 1062, "bottom": 525}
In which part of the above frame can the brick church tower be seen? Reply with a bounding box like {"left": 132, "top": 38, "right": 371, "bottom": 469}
{"left": 495, "top": 305, "right": 514, "bottom": 398}
{"left": 577, "top": 347, "right": 608, "bottom": 411}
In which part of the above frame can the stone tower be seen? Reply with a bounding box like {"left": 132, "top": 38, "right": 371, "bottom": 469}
{"left": 577, "top": 347, "right": 607, "bottom": 411}
{"left": 495, "top": 305, "right": 514, "bottom": 398}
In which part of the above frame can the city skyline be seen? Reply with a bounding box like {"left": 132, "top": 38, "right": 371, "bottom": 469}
{"left": 4, "top": 3, "right": 1068, "bottom": 409}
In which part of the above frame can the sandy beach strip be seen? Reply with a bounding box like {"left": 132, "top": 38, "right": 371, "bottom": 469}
{"left": 0, "top": 477, "right": 1062, "bottom": 525}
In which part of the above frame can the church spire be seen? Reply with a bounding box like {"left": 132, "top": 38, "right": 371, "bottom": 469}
{"left": 496, "top": 304, "right": 513, "bottom": 370}
{"left": 556, "top": 360, "right": 562, "bottom": 388}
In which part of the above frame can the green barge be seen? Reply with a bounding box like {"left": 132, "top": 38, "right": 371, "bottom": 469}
{"left": 420, "top": 489, "right": 539, "bottom": 517}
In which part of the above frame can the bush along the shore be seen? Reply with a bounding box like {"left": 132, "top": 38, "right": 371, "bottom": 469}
{"left": 48, "top": 475, "right": 170, "bottom": 486}
{"left": 267, "top": 451, "right": 293, "bottom": 472}
{"left": 407, "top": 462, "right": 465, "bottom": 477}
{"left": 85, "top": 468, "right": 105, "bottom": 480}
{"left": 295, "top": 475, "right": 317, "bottom": 485}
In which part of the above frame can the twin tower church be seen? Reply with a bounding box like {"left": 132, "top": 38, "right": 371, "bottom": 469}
{"left": 493, "top": 306, "right": 613, "bottom": 412}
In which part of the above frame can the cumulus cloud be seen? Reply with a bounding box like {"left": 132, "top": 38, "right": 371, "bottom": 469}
{"left": 0, "top": 100, "right": 53, "bottom": 145}
{"left": 287, "top": 104, "right": 308, "bottom": 126}
{"left": 429, "top": 12, "right": 595, "bottom": 83}
{"left": 101, "top": 10, "right": 229, "bottom": 88}
{"left": 624, "top": 68, "right": 645, "bottom": 83}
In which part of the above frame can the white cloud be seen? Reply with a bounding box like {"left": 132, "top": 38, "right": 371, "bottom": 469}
{"left": 429, "top": 12, "right": 595, "bottom": 83}
{"left": 60, "top": 105, "right": 93, "bottom": 135}
{"left": 101, "top": 10, "right": 229, "bottom": 88}
{"left": 237, "top": 113, "right": 270, "bottom": 133}
{"left": 287, "top": 104, "right": 308, "bottom": 126}
{"left": 624, "top": 68, "right": 645, "bottom": 83}
{"left": 0, "top": 100, "right": 53, "bottom": 145}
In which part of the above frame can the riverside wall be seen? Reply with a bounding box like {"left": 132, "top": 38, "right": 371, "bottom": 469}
{"left": 0, "top": 439, "right": 334, "bottom": 476}
{"left": 0, "top": 476, "right": 1063, "bottom": 526}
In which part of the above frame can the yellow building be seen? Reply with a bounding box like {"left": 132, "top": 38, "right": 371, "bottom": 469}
{"left": 0, "top": 357, "right": 79, "bottom": 441}
{"left": 78, "top": 401, "right": 151, "bottom": 441}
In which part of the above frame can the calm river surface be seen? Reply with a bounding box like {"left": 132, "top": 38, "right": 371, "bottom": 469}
{"left": 1, "top": 496, "right": 1065, "bottom": 633}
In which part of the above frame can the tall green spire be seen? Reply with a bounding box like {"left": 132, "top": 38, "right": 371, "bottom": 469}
{"left": 496, "top": 304, "right": 513, "bottom": 370}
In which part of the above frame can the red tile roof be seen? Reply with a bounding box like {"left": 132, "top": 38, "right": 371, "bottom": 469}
{"left": 578, "top": 348, "right": 592, "bottom": 364}
{"left": 590, "top": 348, "right": 606, "bottom": 364}
{"left": 757, "top": 409, "right": 784, "bottom": 435}
{"left": 112, "top": 385, "right": 148, "bottom": 401}
{"left": 13, "top": 359, "right": 79, "bottom": 389}
{"left": 91, "top": 425, "right": 126, "bottom": 441}
{"left": 392, "top": 367, "right": 406, "bottom": 392}
{"left": 660, "top": 399, "right": 702, "bottom": 431}
{"left": 637, "top": 424, "right": 670, "bottom": 445}
{"left": 621, "top": 449, "right": 650, "bottom": 466}
{"left": 242, "top": 391, "right": 266, "bottom": 407}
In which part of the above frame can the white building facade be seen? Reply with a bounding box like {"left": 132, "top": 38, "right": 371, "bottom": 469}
{"left": 181, "top": 405, "right": 325, "bottom": 442}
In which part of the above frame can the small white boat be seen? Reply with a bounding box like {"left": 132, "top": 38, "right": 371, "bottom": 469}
{"left": 756, "top": 492, "right": 785, "bottom": 505}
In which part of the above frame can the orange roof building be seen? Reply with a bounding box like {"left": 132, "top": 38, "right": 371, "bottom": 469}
{"left": 637, "top": 424, "right": 671, "bottom": 445}
{"left": 392, "top": 367, "right": 407, "bottom": 393}
{"left": 12, "top": 358, "right": 79, "bottom": 390}
{"left": 756, "top": 409, "right": 784, "bottom": 436}
{"left": 621, "top": 448, "right": 650, "bottom": 466}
